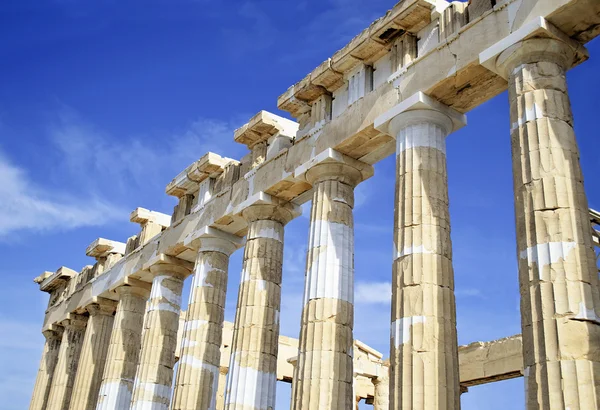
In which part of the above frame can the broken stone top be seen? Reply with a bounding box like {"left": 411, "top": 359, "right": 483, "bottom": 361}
{"left": 166, "top": 152, "right": 236, "bottom": 198}
{"left": 85, "top": 238, "right": 126, "bottom": 259}
{"left": 38, "top": 266, "right": 78, "bottom": 293}
{"left": 130, "top": 207, "right": 171, "bottom": 228}
{"left": 277, "top": 0, "right": 437, "bottom": 117}
{"left": 234, "top": 111, "right": 299, "bottom": 149}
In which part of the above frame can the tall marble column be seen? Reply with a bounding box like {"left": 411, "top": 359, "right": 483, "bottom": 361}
{"left": 172, "top": 230, "right": 240, "bottom": 410}
{"left": 46, "top": 314, "right": 88, "bottom": 410}
{"left": 496, "top": 36, "right": 600, "bottom": 409}
{"left": 130, "top": 262, "right": 191, "bottom": 410}
{"left": 96, "top": 285, "right": 150, "bottom": 410}
{"left": 225, "top": 204, "right": 294, "bottom": 410}
{"left": 69, "top": 300, "right": 117, "bottom": 410}
{"left": 375, "top": 92, "right": 465, "bottom": 410}
{"left": 29, "top": 328, "right": 64, "bottom": 410}
{"left": 291, "top": 162, "right": 363, "bottom": 410}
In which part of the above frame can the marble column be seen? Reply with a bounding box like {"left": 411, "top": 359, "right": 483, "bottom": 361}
{"left": 172, "top": 233, "right": 240, "bottom": 410}
{"left": 225, "top": 204, "right": 294, "bottom": 410}
{"left": 498, "top": 37, "right": 600, "bottom": 409}
{"left": 96, "top": 286, "right": 150, "bottom": 410}
{"left": 46, "top": 314, "right": 88, "bottom": 410}
{"left": 292, "top": 162, "right": 362, "bottom": 410}
{"left": 376, "top": 93, "right": 464, "bottom": 410}
{"left": 216, "top": 367, "right": 228, "bottom": 410}
{"left": 69, "top": 300, "right": 117, "bottom": 410}
{"left": 372, "top": 366, "right": 390, "bottom": 410}
{"left": 130, "top": 263, "right": 191, "bottom": 410}
{"left": 29, "top": 328, "right": 64, "bottom": 410}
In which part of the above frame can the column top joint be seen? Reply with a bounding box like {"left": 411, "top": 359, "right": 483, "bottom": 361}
{"left": 374, "top": 91, "right": 466, "bottom": 138}
{"left": 183, "top": 226, "right": 245, "bottom": 255}
{"left": 295, "top": 148, "right": 374, "bottom": 187}
{"left": 479, "top": 17, "right": 588, "bottom": 79}
{"left": 142, "top": 253, "right": 194, "bottom": 279}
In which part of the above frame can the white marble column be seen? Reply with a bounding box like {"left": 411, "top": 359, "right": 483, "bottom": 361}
{"left": 292, "top": 162, "right": 363, "bottom": 410}
{"left": 496, "top": 36, "right": 600, "bottom": 409}
{"left": 29, "top": 328, "right": 64, "bottom": 410}
{"left": 225, "top": 204, "right": 294, "bottom": 410}
{"left": 130, "top": 262, "right": 191, "bottom": 410}
{"left": 172, "top": 231, "right": 240, "bottom": 410}
{"left": 375, "top": 93, "right": 465, "bottom": 410}
{"left": 96, "top": 285, "right": 150, "bottom": 410}
{"left": 69, "top": 300, "right": 117, "bottom": 410}
{"left": 46, "top": 314, "right": 89, "bottom": 410}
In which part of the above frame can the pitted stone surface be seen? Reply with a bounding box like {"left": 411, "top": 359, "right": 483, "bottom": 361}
{"left": 388, "top": 108, "right": 460, "bottom": 410}
{"left": 96, "top": 286, "right": 150, "bottom": 410}
{"left": 503, "top": 38, "right": 600, "bottom": 410}
{"left": 292, "top": 163, "right": 361, "bottom": 410}
{"left": 46, "top": 315, "right": 88, "bottom": 410}
{"left": 29, "top": 329, "right": 63, "bottom": 410}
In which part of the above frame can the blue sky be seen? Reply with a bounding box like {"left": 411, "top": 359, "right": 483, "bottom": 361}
{"left": 1, "top": 1, "right": 599, "bottom": 409}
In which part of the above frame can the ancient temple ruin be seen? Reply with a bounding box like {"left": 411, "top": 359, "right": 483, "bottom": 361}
{"left": 29, "top": 0, "right": 600, "bottom": 409}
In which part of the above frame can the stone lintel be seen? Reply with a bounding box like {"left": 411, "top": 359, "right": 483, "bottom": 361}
{"left": 294, "top": 148, "right": 374, "bottom": 184}
{"left": 479, "top": 16, "right": 588, "bottom": 79}
{"left": 234, "top": 111, "right": 299, "bottom": 149}
{"left": 182, "top": 226, "right": 245, "bottom": 254}
{"left": 277, "top": 0, "right": 436, "bottom": 114}
{"left": 85, "top": 238, "right": 126, "bottom": 259}
{"left": 458, "top": 334, "right": 524, "bottom": 388}
{"left": 166, "top": 152, "right": 236, "bottom": 198}
{"left": 142, "top": 253, "right": 194, "bottom": 273}
{"left": 39, "top": 267, "right": 78, "bottom": 293}
{"left": 374, "top": 91, "right": 467, "bottom": 136}
{"left": 130, "top": 207, "right": 171, "bottom": 228}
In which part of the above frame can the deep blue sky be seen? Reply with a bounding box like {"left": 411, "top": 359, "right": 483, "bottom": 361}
{"left": 1, "top": 1, "right": 599, "bottom": 409}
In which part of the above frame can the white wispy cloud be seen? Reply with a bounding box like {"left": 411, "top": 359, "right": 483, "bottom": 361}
{"left": 355, "top": 281, "right": 391, "bottom": 304}
{"left": 0, "top": 149, "right": 125, "bottom": 238}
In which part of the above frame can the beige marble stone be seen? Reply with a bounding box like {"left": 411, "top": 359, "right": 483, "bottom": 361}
{"left": 46, "top": 314, "right": 88, "bottom": 410}
{"left": 496, "top": 36, "right": 600, "bottom": 410}
{"left": 292, "top": 160, "right": 369, "bottom": 410}
{"left": 29, "top": 328, "right": 64, "bottom": 410}
{"left": 130, "top": 262, "right": 191, "bottom": 410}
{"left": 68, "top": 300, "right": 117, "bottom": 410}
{"left": 172, "top": 230, "right": 242, "bottom": 410}
{"left": 96, "top": 285, "right": 151, "bottom": 410}
{"left": 375, "top": 92, "right": 466, "bottom": 410}
{"left": 225, "top": 204, "right": 294, "bottom": 410}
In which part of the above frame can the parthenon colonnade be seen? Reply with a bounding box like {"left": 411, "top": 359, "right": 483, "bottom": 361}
{"left": 28, "top": 0, "right": 600, "bottom": 409}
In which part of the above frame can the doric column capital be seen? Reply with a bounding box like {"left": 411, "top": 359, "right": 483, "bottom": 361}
{"left": 86, "top": 298, "right": 118, "bottom": 316}
{"left": 42, "top": 327, "right": 64, "bottom": 341}
{"left": 143, "top": 253, "right": 194, "bottom": 280}
{"left": 183, "top": 226, "right": 244, "bottom": 256}
{"left": 479, "top": 17, "right": 588, "bottom": 79}
{"left": 295, "top": 148, "right": 373, "bottom": 188}
{"left": 115, "top": 283, "right": 151, "bottom": 299}
{"left": 241, "top": 203, "right": 296, "bottom": 225}
{"left": 60, "top": 313, "right": 88, "bottom": 331}
{"left": 374, "top": 92, "right": 466, "bottom": 138}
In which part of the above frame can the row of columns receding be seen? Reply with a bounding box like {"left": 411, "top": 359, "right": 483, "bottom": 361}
{"left": 30, "top": 36, "right": 600, "bottom": 410}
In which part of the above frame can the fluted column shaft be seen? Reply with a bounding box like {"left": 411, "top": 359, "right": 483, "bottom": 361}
{"left": 500, "top": 37, "right": 600, "bottom": 409}
{"left": 225, "top": 204, "right": 293, "bottom": 410}
{"left": 372, "top": 368, "right": 390, "bottom": 410}
{"left": 69, "top": 300, "right": 117, "bottom": 410}
{"left": 172, "top": 235, "right": 239, "bottom": 410}
{"left": 292, "top": 163, "right": 362, "bottom": 410}
{"left": 29, "top": 328, "right": 64, "bottom": 410}
{"left": 96, "top": 286, "right": 150, "bottom": 410}
{"left": 46, "top": 315, "right": 89, "bottom": 410}
{"left": 130, "top": 264, "right": 190, "bottom": 410}
{"left": 389, "top": 109, "right": 460, "bottom": 410}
